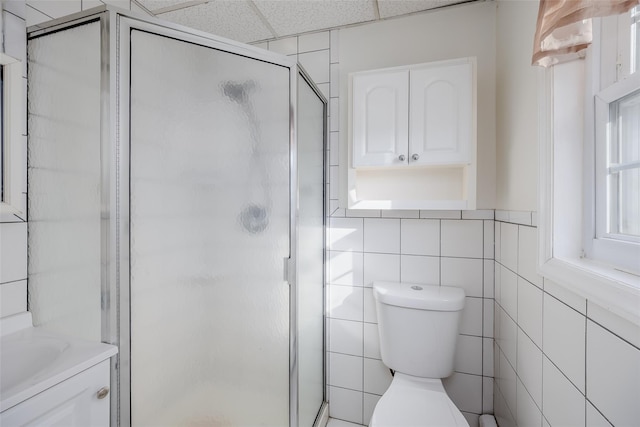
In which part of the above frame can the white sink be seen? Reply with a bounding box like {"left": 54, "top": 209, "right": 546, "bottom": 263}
{"left": 0, "top": 312, "right": 117, "bottom": 412}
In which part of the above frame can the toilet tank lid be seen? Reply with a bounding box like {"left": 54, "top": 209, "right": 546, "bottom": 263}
{"left": 373, "top": 282, "right": 465, "bottom": 311}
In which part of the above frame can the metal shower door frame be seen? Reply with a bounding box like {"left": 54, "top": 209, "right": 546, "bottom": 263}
{"left": 114, "top": 11, "right": 325, "bottom": 427}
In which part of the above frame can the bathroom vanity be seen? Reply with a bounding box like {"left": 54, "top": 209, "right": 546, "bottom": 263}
{"left": 0, "top": 312, "right": 117, "bottom": 426}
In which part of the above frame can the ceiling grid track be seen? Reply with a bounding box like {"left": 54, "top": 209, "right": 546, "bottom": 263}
{"left": 373, "top": 0, "right": 381, "bottom": 20}
{"left": 247, "top": 0, "right": 278, "bottom": 39}
{"left": 152, "top": 0, "right": 211, "bottom": 16}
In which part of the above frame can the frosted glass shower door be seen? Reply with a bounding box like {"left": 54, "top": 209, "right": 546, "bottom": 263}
{"left": 128, "top": 30, "right": 291, "bottom": 426}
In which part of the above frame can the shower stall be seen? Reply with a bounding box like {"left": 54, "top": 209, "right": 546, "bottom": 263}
{"left": 27, "top": 6, "right": 326, "bottom": 427}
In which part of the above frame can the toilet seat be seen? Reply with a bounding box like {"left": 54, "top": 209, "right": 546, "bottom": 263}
{"left": 369, "top": 373, "right": 469, "bottom": 427}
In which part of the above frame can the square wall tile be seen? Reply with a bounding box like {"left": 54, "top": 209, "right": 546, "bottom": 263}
{"left": 517, "top": 225, "right": 542, "bottom": 288}
{"left": 330, "top": 29, "right": 339, "bottom": 63}
{"left": 498, "top": 306, "right": 517, "bottom": 369}
{"left": 517, "top": 277, "right": 543, "bottom": 347}
{"left": 499, "top": 265, "right": 518, "bottom": 321}
{"left": 483, "top": 337, "right": 494, "bottom": 377}
{"left": 329, "top": 217, "right": 363, "bottom": 252}
{"left": 363, "top": 322, "right": 381, "bottom": 359}
{"left": 483, "top": 377, "right": 494, "bottom": 414}
{"left": 330, "top": 98, "right": 339, "bottom": 132}
{"left": 586, "top": 320, "right": 640, "bottom": 427}
{"left": 543, "top": 278, "right": 586, "bottom": 314}
{"left": 587, "top": 300, "right": 640, "bottom": 349}
{"left": 400, "top": 218, "right": 439, "bottom": 256}
{"left": 364, "top": 218, "right": 400, "bottom": 254}
{"left": 484, "top": 259, "right": 494, "bottom": 298}
{"left": 299, "top": 49, "right": 330, "bottom": 84}
{"left": 454, "top": 334, "right": 483, "bottom": 375}
{"left": 363, "top": 288, "right": 377, "bottom": 323}
{"left": 328, "top": 285, "right": 363, "bottom": 321}
{"left": 329, "top": 318, "right": 363, "bottom": 356}
{"left": 329, "top": 352, "right": 363, "bottom": 390}
{"left": 543, "top": 293, "right": 585, "bottom": 392}
{"left": 400, "top": 255, "right": 439, "bottom": 285}
{"left": 441, "top": 220, "right": 483, "bottom": 258}
{"left": 363, "top": 358, "right": 393, "bottom": 395}
{"left": 268, "top": 36, "right": 297, "bottom": 55}
{"left": 499, "top": 222, "right": 518, "bottom": 272}
{"left": 0, "top": 280, "right": 27, "bottom": 317}
{"left": 494, "top": 221, "right": 501, "bottom": 264}
{"left": 459, "top": 297, "right": 483, "bottom": 337}
{"left": 542, "top": 356, "right": 585, "bottom": 427}
{"left": 517, "top": 328, "right": 542, "bottom": 408}
{"left": 329, "top": 386, "right": 363, "bottom": 425}
{"left": 483, "top": 298, "right": 494, "bottom": 338}
{"left": 329, "top": 251, "right": 363, "bottom": 287}
{"left": 484, "top": 220, "right": 495, "bottom": 259}
{"left": 441, "top": 257, "right": 483, "bottom": 297}
{"left": 330, "top": 165, "right": 340, "bottom": 199}
{"left": 363, "top": 253, "right": 400, "bottom": 287}
{"left": 298, "top": 31, "right": 330, "bottom": 52}
{"left": 516, "top": 379, "right": 542, "bottom": 427}
{"left": 420, "top": 210, "right": 461, "bottom": 219}
{"left": 586, "top": 402, "right": 613, "bottom": 427}
{"left": 330, "top": 63, "right": 340, "bottom": 98}
{"left": 364, "top": 393, "right": 381, "bottom": 426}
{"left": 494, "top": 384, "right": 515, "bottom": 427}
{"left": 498, "top": 348, "right": 517, "bottom": 416}
{"left": 346, "top": 209, "right": 381, "bottom": 218}
{"left": 0, "top": 222, "right": 27, "bottom": 283}
{"left": 381, "top": 210, "right": 419, "bottom": 219}
{"left": 330, "top": 132, "right": 339, "bottom": 166}
{"left": 443, "top": 372, "right": 483, "bottom": 414}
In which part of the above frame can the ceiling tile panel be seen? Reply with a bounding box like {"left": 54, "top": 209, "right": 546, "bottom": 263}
{"left": 377, "top": 0, "right": 469, "bottom": 19}
{"left": 253, "top": 0, "right": 377, "bottom": 39}
{"left": 137, "top": 0, "right": 197, "bottom": 13}
{"left": 157, "top": 1, "right": 274, "bottom": 43}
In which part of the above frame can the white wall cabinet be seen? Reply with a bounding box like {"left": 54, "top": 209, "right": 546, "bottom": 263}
{"left": 0, "top": 360, "right": 111, "bottom": 427}
{"left": 348, "top": 57, "right": 477, "bottom": 210}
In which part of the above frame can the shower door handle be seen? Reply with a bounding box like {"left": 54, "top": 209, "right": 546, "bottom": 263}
{"left": 284, "top": 257, "right": 294, "bottom": 285}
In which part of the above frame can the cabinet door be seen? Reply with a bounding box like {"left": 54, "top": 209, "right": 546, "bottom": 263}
{"left": 352, "top": 70, "right": 409, "bottom": 167}
{"left": 0, "top": 361, "right": 111, "bottom": 427}
{"left": 409, "top": 62, "right": 472, "bottom": 165}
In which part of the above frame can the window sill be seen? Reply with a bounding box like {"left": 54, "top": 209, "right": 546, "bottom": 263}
{"left": 540, "top": 256, "right": 640, "bottom": 326}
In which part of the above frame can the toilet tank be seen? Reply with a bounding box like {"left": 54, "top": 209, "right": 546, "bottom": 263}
{"left": 373, "top": 281, "right": 465, "bottom": 378}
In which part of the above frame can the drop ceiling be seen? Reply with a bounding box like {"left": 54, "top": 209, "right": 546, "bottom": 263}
{"left": 135, "top": 0, "right": 478, "bottom": 43}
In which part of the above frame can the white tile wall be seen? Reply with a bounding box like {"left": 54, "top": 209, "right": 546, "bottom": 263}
{"left": 494, "top": 215, "right": 640, "bottom": 427}
{"left": 1, "top": 3, "right": 28, "bottom": 320}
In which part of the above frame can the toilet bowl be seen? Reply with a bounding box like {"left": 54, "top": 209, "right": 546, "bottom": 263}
{"left": 370, "top": 374, "right": 468, "bottom": 427}
{"left": 369, "top": 281, "right": 468, "bottom": 427}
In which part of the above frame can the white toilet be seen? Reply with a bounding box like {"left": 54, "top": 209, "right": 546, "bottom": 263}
{"left": 369, "top": 281, "right": 469, "bottom": 427}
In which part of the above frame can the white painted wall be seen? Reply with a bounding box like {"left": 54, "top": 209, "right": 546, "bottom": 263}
{"left": 495, "top": 0, "right": 539, "bottom": 212}
{"left": 338, "top": 1, "right": 497, "bottom": 209}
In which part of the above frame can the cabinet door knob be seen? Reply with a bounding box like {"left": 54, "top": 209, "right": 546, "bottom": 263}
{"left": 398, "top": 154, "right": 406, "bottom": 161}
{"left": 97, "top": 387, "right": 110, "bottom": 399}
{"left": 411, "top": 153, "right": 420, "bottom": 161}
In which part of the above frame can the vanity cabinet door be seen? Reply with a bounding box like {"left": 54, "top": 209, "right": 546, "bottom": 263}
{"left": 352, "top": 69, "right": 409, "bottom": 167}
{"left": 0, "top": 361, "right": 111, "bottom": 427}
{"left": 409, "top": 62, "right": 473, "bottom": 165}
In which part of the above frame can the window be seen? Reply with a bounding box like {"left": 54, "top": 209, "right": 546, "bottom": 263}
{"left": 589, "top": 7, "right": 640, "bottom": 275}
{"left": 538, "top": 7, "right": 640, "bottom": 326}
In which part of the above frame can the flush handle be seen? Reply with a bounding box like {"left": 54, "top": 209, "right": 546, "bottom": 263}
{"left": 97, "top": 387, "right": 110, "bottom": 399}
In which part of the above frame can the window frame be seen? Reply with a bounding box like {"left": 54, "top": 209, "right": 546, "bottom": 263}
{"left": 538, "top": 12, "right": 640, "bottom": 327}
